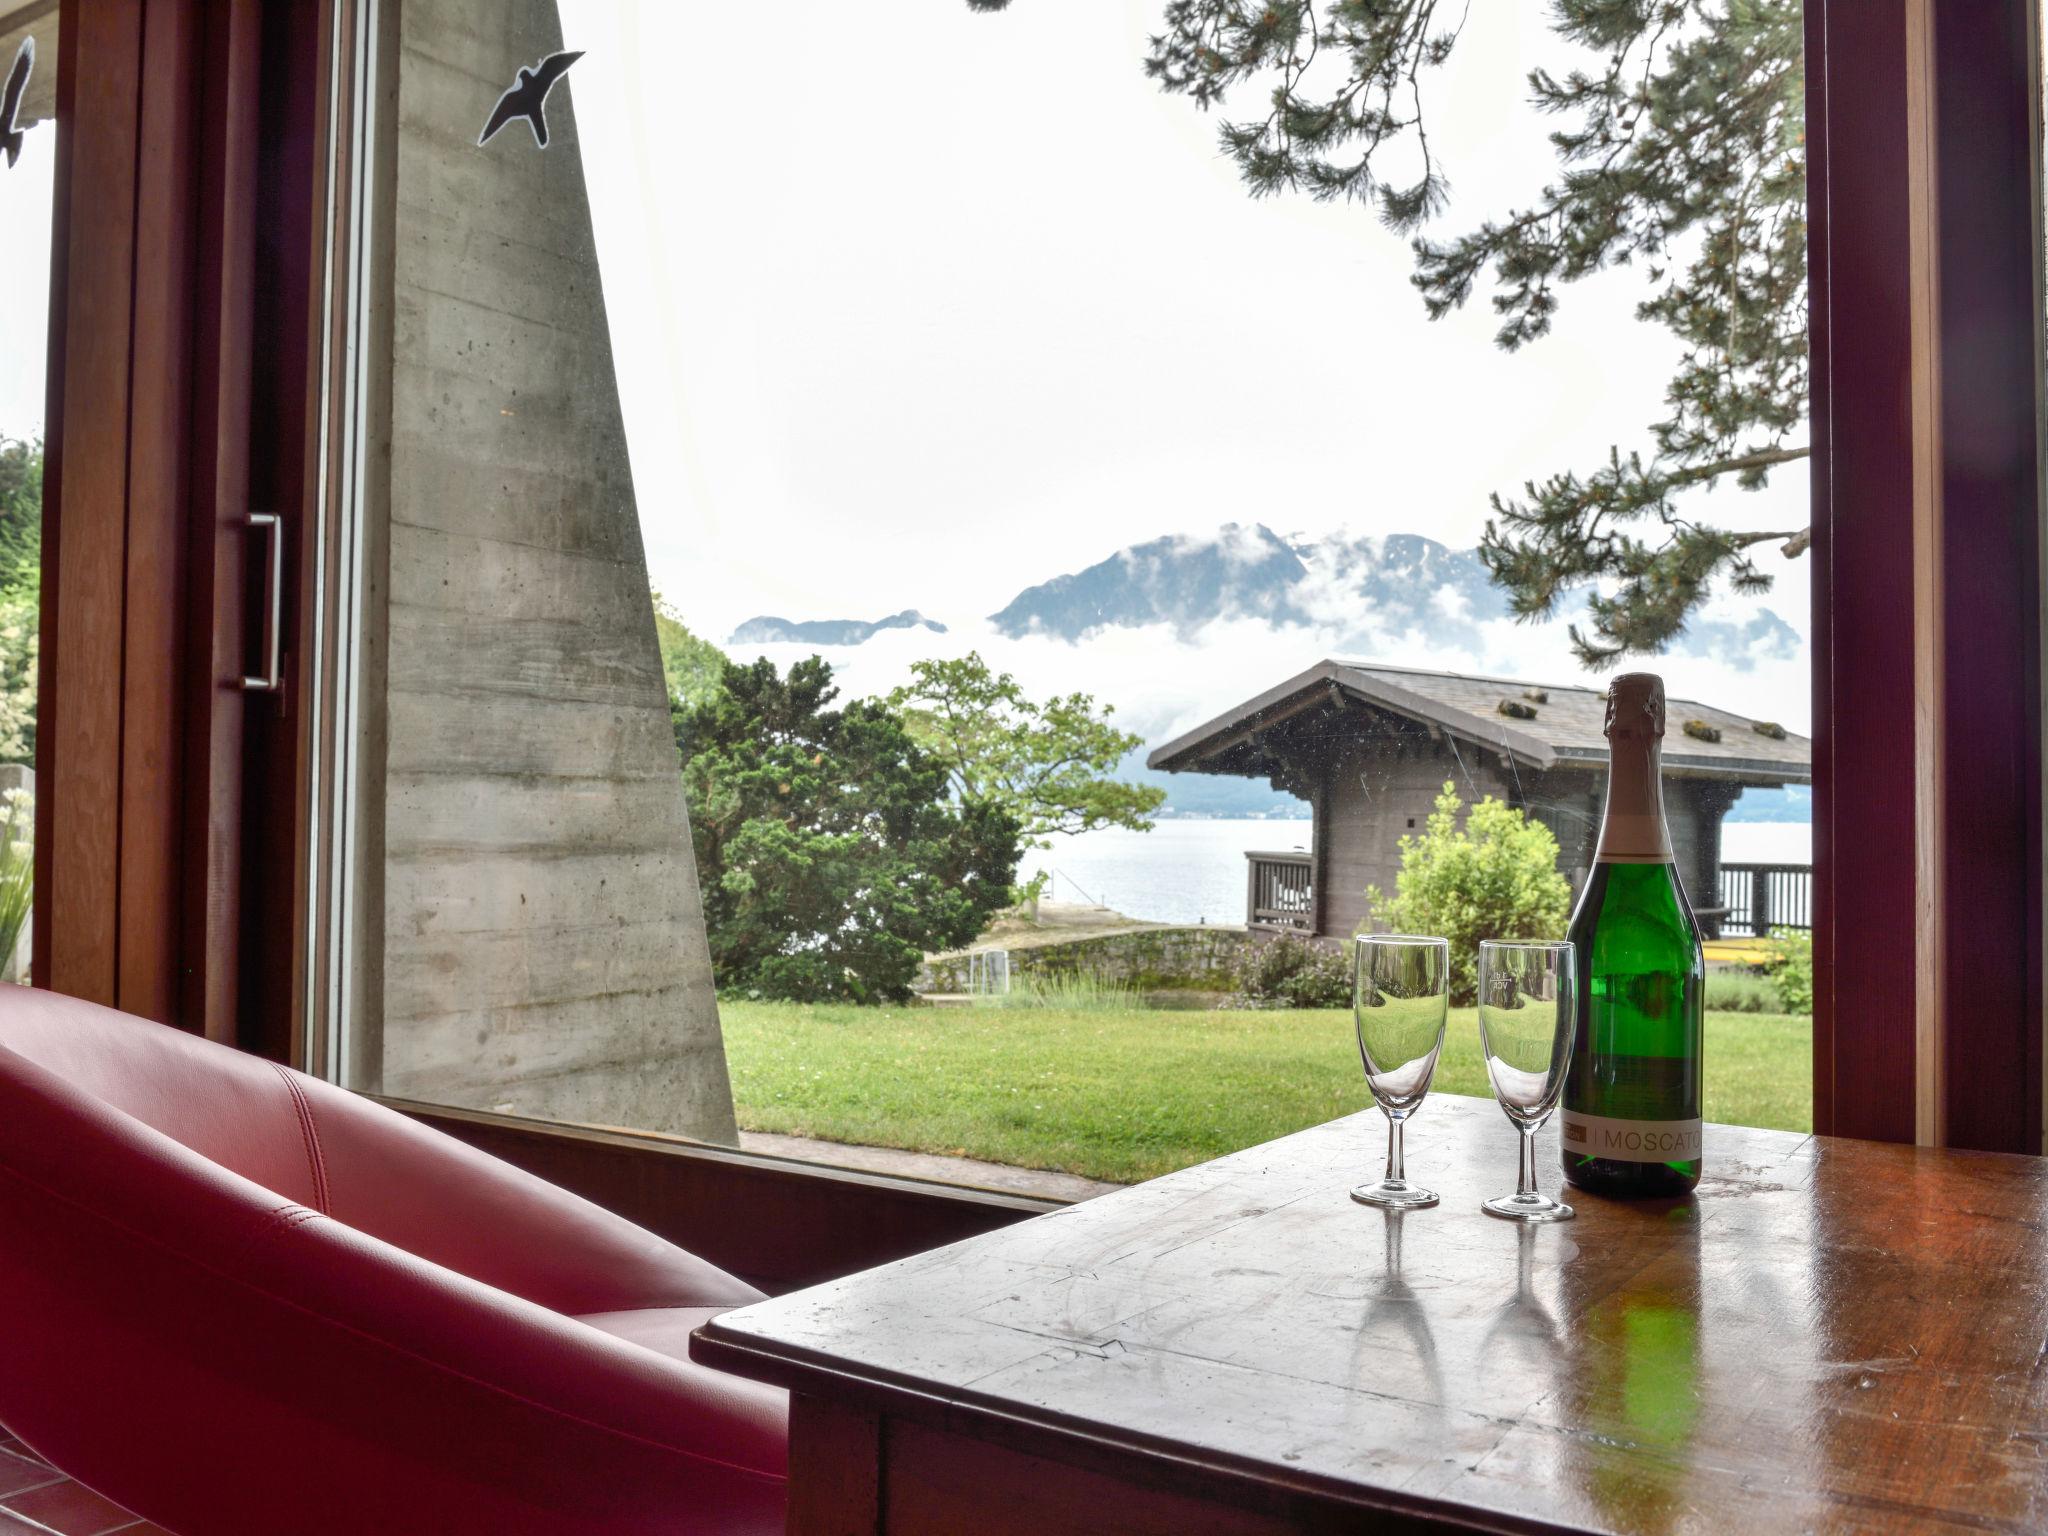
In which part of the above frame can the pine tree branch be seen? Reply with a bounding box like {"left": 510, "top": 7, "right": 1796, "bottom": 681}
{"left": 1664, "top": 442, "right": 1810, "bottom": 489}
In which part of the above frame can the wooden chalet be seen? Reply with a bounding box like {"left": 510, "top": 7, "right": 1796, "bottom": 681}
{"left": 1147, "top": 660, "right": 1814, "bottom": 940}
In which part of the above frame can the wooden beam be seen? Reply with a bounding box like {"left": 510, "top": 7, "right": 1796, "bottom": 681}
{"left": 1924, "top": 0, "right": 2044, "bottom": 1153}
{"left": 1809, "top": 0, "right": 2046, "bottom": 1151}
{"left": 117, "top": 0, "right": 200, "bottom": 1026}
{"left": 37, "top": 0, "right": 145, "bottom": 1003}
{"left": 1183, "top": 688, "right": 1332, "bottom": 768}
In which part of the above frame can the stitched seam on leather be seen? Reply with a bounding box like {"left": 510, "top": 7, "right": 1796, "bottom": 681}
{"left": 233, "top": 1202, "right": 327, "bottom": 1268}
{"left": 272, "top": 1065, "right": 331, "bottom": 1214}
{"left": 0, "top": 1158, "right": 786, "bottom": 1483}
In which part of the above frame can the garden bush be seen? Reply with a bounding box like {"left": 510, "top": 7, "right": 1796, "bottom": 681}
{"left": 1232, "top": 932, "right": 1352, "bottom": 1010}
{"left": 1704, "top": 968, "right": 1784, "bottom": 1013}
{"left": 1763, "top": 926, "right": 1814, "bottom": 1014}
{"left": 1366, "top": 782, "right": 1571, "bottom": 1005}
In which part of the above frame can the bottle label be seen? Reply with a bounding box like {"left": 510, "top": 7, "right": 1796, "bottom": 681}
{"left": 1560, "top": 1109, "right": 1702, "bottom": 1163}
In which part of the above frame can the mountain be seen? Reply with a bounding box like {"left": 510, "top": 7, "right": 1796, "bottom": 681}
{"left": 728, "top": 609, "right": 947, "bottom": 646}
{"left": 1125, "top": 760, "right": 1308, "bottom": 820}
{"left": 990, "top": 524, "right": 1502, "bottom": 642}
{"left": 988, "top": 523, "right": 1315, "bottom": 638}
{"left": 987, "top": 523, "right": 1799, "bottom": 667}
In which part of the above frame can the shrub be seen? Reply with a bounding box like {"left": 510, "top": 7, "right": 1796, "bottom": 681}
{"left": 1232, "top": 932, "right": 1352, "bottom": 1010}
{"left": 1366, "top": 781, "right": 1570, "bottom": 1005}
{"left": 1704, "top": 968, "right": 1784, "bottom": 1013}
{"left": 994, "top": 971, "right": 1137, "bottom": 1012}
{"left": 1763, "top": 926, "right": 1814, "bottom": 1014}
{"left": 0, "top": 786, "right": 28, "bottom": 982}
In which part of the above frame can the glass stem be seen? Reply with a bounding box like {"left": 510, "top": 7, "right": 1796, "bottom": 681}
{"left": 1518, "top": 1124, "right": 1539, "bottom": 1200}
{"left": 1385, "top": 1112, "right": 1406, "bottom": 1186}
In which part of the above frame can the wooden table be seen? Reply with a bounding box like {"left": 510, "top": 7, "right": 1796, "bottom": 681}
{"left": 690, "top": 1096, "right": 2048, "bottom": 1534}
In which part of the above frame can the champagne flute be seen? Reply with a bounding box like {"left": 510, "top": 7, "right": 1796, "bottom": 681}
{"left": 1476, "top": 940, "right": 1577, "bottom": 1223}
{"left": 1351, "top": 935, "right": 1449, "bottom": 1209}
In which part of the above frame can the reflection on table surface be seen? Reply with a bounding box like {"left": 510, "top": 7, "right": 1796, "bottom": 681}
{"left": 697, "top": 1094, "right": 2048, "bottom": 1535}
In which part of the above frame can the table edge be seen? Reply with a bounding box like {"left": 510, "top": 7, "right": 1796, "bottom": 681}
{"left": 691, "top": 1318, "right": 1595, "bottom": 1536}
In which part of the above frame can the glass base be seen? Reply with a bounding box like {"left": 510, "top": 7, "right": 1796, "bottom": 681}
{"left": 1482, "top": 1191, "right": 1575, "bottom": 1223}
{"left": 1351, "top": 1179, "right": 1439, "bottom": 1209}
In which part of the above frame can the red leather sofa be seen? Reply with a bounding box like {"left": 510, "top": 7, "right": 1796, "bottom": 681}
{"left": 0, "top": 986, "right": 787, "bottom": 1534}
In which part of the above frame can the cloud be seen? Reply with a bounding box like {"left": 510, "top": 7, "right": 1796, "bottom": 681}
{"left": 718, "top": 595, "right": 1812, "bottom": 762}
{"left": 1432, "top": 583, "right": 1473, "bottom": 622}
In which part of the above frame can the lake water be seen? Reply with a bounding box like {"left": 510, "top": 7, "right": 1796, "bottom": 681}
{"left": 1021, "top": 818, "right": 1813, "bottom": 927}
{"left": 1019, "top": 820, "right": 1314, "bottom": 927}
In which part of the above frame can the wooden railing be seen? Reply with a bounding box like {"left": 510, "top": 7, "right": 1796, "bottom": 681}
{"left": 1245, "top": 850, "right": 1314, "bottom": 932}
{"left": 1717, "top": 863, "right": 1812, "bottom": 936}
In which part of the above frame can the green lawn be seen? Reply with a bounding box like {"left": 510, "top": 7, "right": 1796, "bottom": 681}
{"left": 720, "top": 1002, "right": 1812, "bottom": 1186}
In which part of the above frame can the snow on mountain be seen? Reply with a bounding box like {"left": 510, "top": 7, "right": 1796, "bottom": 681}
{"left": 987, "top": 523, "right": 1797, "bottom": 666}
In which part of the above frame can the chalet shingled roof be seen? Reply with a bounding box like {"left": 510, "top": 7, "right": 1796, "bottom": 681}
{"left": 1146, "top": 659, "right": 1811, "bottom": 784}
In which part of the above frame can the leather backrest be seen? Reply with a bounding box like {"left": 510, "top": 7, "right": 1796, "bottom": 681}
{"left": 0, "top": 986, "right": 325, "bottom": 1209}
{"left": 0, "top": 994, "right": 788, "bottom": 1534}
{"left": 0, "top": 985, "right": 759, "bottom": 1315}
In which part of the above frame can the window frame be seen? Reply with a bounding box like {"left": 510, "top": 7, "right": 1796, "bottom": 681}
{"left": 1805, "top": 0, "right": 2048, "bottom": 1152}
{"left": 32, "top": 0, "right": 2048, "bottom": 1265}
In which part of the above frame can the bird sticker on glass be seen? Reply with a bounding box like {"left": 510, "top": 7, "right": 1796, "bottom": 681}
{"left": 2, "top": 35, "right": 33, "bottom": 170}
{"left": 478, "top": 50, "right": 583, "bottom": 151}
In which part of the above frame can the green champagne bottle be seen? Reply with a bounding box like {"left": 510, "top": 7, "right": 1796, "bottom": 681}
{"left": 1561, "top": 673, "right": 1704, "bottom": 1198}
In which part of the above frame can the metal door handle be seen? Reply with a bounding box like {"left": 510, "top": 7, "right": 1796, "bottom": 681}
{"left": 241, "top": 511, "right": 282, "bottom": 692}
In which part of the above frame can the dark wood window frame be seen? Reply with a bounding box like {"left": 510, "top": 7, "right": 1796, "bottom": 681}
{"left": 1807, "top": 0, "right": 2047, "bottom": 1152}
{"left": 30, "top": 0, "right": 2048, "bottom": 1291}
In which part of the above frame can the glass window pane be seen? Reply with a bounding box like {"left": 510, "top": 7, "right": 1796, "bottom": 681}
{"left": 0, "top": 6, "right": 51, "bottom": 987}
{"left": 323, "top": 0, "right": 1812, "bottom": 1191}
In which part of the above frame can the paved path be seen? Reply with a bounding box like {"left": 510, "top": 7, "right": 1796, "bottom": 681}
{"left": 736, "top": 1131, "right": 1123, "bottom": 1204}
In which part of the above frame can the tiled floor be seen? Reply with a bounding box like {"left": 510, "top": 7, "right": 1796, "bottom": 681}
{"left": 0, "top": 1435, "right": 167, "bottom": 1535}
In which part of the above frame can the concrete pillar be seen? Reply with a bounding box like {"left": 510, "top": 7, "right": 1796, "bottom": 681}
{"left": 373, "top": 0, "right": 736, "bottom": 1141}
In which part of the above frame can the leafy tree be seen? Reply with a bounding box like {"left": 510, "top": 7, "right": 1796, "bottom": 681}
{"left": 653, "top": 594, "right": 726, "bottom": 712}
{"left": 0, "top": 437, "right": 40, "bottom": 764}
{"left": 0, "top": 591, "right": 36, "bottom": 766}
{"left": 885, "top": 651, "right": 1165, "bottom": 844}
{"left": 678, "top": 655, "right": 1022, "bottom": 1003}
{"left": 1367, "top": 781, "right": 1571, "bottom": 1004}
{"left": 979, "top": 2, "right": 1808, "bottom": 667}
{"left": 653, "top": 594, "right": 729, "bottom": 757}
{"left": 0, "top": 436, "right": 41, "bottom": 599}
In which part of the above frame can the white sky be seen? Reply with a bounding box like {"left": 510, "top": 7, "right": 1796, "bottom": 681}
{"left": 558, "top": 0, "right": 1812, "bottom": 738}
{"left": 0, "top": 124, "right": 52, "bottom": 439}
{"left": 0, "top": 3, "right": 1814, "bottom": 746}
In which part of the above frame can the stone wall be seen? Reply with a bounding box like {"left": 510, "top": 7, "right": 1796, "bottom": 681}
{"left": 369, "top": 0, "right": 735, "bottom": 1142}
{"left": 920, "top": 926, "right": 1255, "bottom": 995}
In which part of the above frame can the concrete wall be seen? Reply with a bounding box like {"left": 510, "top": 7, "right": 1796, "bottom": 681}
{"left": 372, "top": 0, "right": 736, "bottom": 1142}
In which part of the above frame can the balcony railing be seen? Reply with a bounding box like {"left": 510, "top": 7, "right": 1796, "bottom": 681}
{"left": 1245, "top": 850, "right": 1313, "bottom": 932}
{"left": 1717, "top": 862, "right": 1812, "bottom": 936}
